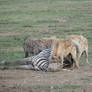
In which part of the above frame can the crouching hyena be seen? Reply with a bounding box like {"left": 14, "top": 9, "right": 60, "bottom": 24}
{"left": 24, "top": 37, "right": 56, "bottom": 57}
{"left": 66, "top": 35, "right": 89, "bottom": 64}
{"left": 49, "top": 39, "right": 79, "bottom": 68}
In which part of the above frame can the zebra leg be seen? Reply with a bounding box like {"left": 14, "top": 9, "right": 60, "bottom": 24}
{"left": 13, "top": 65, "right": 34, "bottom": 70}
{"left": 0, "top": 65, "right": 34, "bottom": 70}
{"left": 1, "top": 57, "right": 33, "bottom": 66}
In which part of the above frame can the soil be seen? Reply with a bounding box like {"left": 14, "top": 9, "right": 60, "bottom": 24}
{"left": 0, "top": 65, "right": 92, "bottom": 92}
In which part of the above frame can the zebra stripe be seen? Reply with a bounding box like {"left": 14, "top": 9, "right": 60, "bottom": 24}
{"left": 31, "top": 48, "right": 51, "bottom": 71}
{"left": 1, "top": 48, "right": 62, "bottom": 71}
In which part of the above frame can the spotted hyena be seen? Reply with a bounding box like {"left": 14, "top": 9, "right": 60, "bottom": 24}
{"left": 24, "top": 37, "right": 56, "bottom": 57}
{"left": 49, "top": 39, "right": 79, "bottom": 68}
{"left": 66, "top": 35, "right": 89, "bottom": 64}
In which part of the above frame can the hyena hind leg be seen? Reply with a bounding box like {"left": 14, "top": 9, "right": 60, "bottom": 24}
{"left": 72, "top": 54, "right": 79, "bottom": 69}
{"left": 85, "top": 49, "right": 89, "bottom": 64}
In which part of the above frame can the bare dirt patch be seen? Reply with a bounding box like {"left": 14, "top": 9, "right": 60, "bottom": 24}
{"left": 0, "top": 65, "right": 92, "bottom": 92}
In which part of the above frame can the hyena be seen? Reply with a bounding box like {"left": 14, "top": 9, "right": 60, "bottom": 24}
{"left": 66, "top": 35, "right": 89, "bottom": 64}
{"left": 49, "top": 39, "right": 79, "bottom": 68}
{"left": 24, "top": 37, "right": 56, "bottom": 57}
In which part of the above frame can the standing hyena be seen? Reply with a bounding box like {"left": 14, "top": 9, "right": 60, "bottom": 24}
{"left": 24, "top": 37, "right": 56, "bottom": 57}
{"left": 66, "top": 35, "right": 89, "bottom": 64}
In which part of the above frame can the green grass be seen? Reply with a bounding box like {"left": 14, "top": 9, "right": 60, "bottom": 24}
{"left": 0, "top": 0, "right": 92, "bottom": 63}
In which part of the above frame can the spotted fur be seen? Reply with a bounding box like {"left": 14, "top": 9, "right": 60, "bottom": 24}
{"left": 66, "top": 35, "right": 89, "bottom": 64}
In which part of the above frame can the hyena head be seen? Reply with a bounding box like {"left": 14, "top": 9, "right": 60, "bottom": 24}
{"left": 49, "top": 40, "right": 61, "bottom": 63}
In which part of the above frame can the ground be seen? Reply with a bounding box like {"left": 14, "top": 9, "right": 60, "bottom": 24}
{"left": 0, "top": 65, "right": 92, "bottom": 92}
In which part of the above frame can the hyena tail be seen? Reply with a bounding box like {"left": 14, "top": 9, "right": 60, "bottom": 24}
{"left": 71, "top": 40, "right": 80, "bottom": 53}
{"left": 68, "top": 39, "right": 80, "bottom": 59}
{"left": 65, "top": 38, "right": 80, "bottom": 56}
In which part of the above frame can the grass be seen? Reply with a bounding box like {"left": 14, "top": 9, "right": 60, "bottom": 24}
{"left": 0, "top": 0, "right": 92, "bottom": 62}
